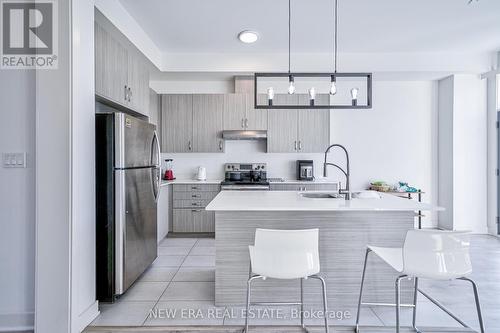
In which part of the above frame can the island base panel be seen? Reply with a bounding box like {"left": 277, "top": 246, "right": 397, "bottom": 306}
{"left": 215, "top": 210, "right": 415, "bottom": 309}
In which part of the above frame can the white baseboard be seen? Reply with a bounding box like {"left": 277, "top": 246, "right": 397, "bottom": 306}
{"left": 0, "top": 312, "right": 34, "bottom": 332}
{"left": 75, "top": 301, "right": 99, "bottom": 333}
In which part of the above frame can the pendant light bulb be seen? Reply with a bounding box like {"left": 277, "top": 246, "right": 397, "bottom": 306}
{"left": 351, "top": 87, "right": 359, "bottom": 106}
{"left": 288, "top": 75, "right": 295, "bottom": 95}
{"left": 309, "top": 87, "right": 316, "bottom": 106}
{"left": 329, "top": 76, "right": 337, "bottom": 95}
{"left": 267, "top": 87, "right": 274, "bottom": 106}
{"left": 350, "top": 87, "right": 359, "bottom": 100}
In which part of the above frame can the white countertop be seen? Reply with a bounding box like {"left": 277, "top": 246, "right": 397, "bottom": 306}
{"left": 206, "top": 190, "right": 442, "bottom": 212}
{"left": 160, "top": 179, "right": 221, "bottom": 186}
{"left": 160, "top": 178, "right": 338, "bottom": 186}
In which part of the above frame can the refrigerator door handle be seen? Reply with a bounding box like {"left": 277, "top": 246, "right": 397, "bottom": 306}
{"left": 151, "top": 130, "right": 161, "bottom": 202}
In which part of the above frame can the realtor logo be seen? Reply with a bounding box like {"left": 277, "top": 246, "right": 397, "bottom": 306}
{"left": 1, "top": 0, "right": 58, "bottom": 69}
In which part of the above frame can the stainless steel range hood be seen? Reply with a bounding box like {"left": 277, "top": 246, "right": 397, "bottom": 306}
{"left": 222, "top": 130, "right": 267, "bottom": 140}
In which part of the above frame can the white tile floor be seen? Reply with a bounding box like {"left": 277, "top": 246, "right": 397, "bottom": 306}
{"left": 90, "top": 235, "right": 500, "bottom": 332}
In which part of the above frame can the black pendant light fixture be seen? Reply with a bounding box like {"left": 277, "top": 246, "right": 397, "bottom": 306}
{"left": 254, "top": 0, "right": 372, "bottom": 109}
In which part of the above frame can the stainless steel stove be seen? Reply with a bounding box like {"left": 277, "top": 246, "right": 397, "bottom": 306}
{"left": 220, "top": 163, "right": 270, "bottom": 190}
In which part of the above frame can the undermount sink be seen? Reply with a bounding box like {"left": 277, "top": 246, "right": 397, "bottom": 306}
{"left": 300, "top": 192, "right": 344, "bottom": 199}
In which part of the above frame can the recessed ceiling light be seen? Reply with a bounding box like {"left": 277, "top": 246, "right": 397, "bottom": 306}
{"left": 238, "top": 30, "right": 259, "bottom": 44}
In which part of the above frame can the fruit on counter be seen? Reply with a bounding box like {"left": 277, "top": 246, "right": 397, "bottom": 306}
{"left": 369, "top": 181, "right": 391, "bottom": 192}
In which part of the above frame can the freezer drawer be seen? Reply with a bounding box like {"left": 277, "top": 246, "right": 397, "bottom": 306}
{"left": 115, "top": 168, "right": 158, "bottom": 294}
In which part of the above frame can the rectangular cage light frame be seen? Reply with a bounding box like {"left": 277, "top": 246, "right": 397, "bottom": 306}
{"left": 254, "top": 72, "right": 372, "bottom": 109}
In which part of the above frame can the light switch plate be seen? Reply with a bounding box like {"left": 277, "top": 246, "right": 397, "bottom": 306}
{"left": 2, "top": 153, "right": 27, "bottom": 168}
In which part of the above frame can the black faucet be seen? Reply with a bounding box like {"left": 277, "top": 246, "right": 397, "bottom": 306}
{"left": 323, "top": 144, "right": 351, "bottom": 200}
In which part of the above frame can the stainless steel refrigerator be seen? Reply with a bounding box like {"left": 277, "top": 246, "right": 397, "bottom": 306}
{"left": 96, "top": 110, "right": 160, "bottom": 302}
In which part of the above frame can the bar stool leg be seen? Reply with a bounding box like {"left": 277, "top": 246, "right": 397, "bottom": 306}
{"left": 355, "top": 248, "right": 371, "bottom": 333}
{"left": 459, "top": 277, "right": 485, "bottom": 333}
{"left": 300, "top": 278, "right": 305, "bottom": 329}
{"left": 244, "top": 275, "right": 262, "bottom": 333}
{"left": 311, "top": 275, "right": 329, "bottom": 333}
{"left": 395, "top": 275, "right": 407, "bottom": 333}
{"left": 412, "top": 277, "right": 420, "bottom": 332}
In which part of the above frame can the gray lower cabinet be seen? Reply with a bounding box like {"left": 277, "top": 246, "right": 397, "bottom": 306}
{"left": 173, "top": 209, "right": 215, "bottom": 233}
{"left": 193, "top": 94, "right": 224, "bottom": 152}
{"left": 161, "top": 94, "right": 193, "bottom": 152}
{"left": 172, "top": 184, "right": 220, "bottom": 233}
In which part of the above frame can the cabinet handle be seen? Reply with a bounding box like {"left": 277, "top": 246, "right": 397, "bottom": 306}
{"left": 124, "top": 85, "right": 128, "bottom": 101}
{"left": 241, "top": 119, "right": 245, "bottom": 128}
{"left": 191, "top": 186, "right": 199, "bottom": 190}
{"left": 191, "top": 202, "right": 199, "bottom": 206}
{"left": 294, "top": 141, "right": 297, "bottom": 151}
{"left": 245, "top": 118, "right": 249, "bottom": 128}
{"left": 219, "top": 140, "right": 223, "bottom": 151}
{"left": 299, "top": 141, "right": 303, "bottom": 150}
{"left": 188, "top": 141, "right": 192, "bottom": 151}
{"left": 192, "top": 209, "right": 202, "bottom": 212}
{"left": 192, "top": 194, "right": 200, "bottom": 198}
{"left": 128, "top": 87, "right": 132, "bottom": 102}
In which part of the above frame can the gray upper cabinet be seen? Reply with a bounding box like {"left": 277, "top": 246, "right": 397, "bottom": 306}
{"left": 193, "top": 94, "right": 224, "bottom": 152}
{"left": 95, "top": 21, "right": 128, "bottom": 105}
{"left": 161, "top": 95, "right": 193, "bottom": 152}
{"left": 267, "top": 94, "right": 298, "bottom": 153}
{"left": 297, "top": 94, "right": 330, "bottom": 153}
{"left": 223, "top": 94, "right": 267, "bottom": 130}
{"left": 245, "top": 94, "right": 267, "bottom": 130}
{"left": 94, "top": 20, "right": 150, "bottom": 117}
{"left": 223, "top": 94, "right": 246, "bottom": 130}
{"left": 267, "top": 94, "right": 329, "bottom": 153}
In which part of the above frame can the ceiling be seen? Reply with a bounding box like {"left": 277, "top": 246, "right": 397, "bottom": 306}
{"left": 119, "top": 0, "right": 500, "bottom": 55}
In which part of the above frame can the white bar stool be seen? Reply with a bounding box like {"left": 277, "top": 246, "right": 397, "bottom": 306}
{"left": 244, "top": 228, "right": 329, "bottom": 333}
{"left": 355, "top": 229, "right": 485, "bottom": 333}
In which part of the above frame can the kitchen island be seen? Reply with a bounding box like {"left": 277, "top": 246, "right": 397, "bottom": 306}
{"left": 205, "top": 190, "right": 441, "bottom": 308}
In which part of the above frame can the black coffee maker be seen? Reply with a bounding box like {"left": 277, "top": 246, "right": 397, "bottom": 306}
{"left": 296, "top": 160, "right": 314, "bottom": 181}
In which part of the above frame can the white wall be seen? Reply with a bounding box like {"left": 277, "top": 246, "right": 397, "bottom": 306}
{"left": 0, "top": 71, "right": 35, "bottom": 331}
{"left": 160, "top": 80, "right": 438, "bottom": 227}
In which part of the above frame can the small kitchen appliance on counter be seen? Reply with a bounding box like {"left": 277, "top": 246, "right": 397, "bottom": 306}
{"left": 297, "top": 160, "right": 314, "bottom": 181}
{"left": 221, "top": 163, "right": 269, "bottom": 190}
{"left": 197, "top": 166, "right": 207, "bottom": 181}
{"left": 163, "top": 159, "right": 175, "bottom": 180}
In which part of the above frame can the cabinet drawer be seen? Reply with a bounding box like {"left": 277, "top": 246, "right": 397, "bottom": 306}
{"left": 173, "top": 184, "right": 221, "bottom": 192}
{"left": 173, "top": 209, "right": 215, "bottom": 233}
{"left": 173, "top": 191, "right": 219, "bottom": 200}
{"left": 173, "top": 199, "right": 211, "bottom": 208}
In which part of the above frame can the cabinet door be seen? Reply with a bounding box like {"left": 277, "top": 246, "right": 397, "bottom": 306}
{"left": 192, "top": 94, "right": 224, "bottom": 152}
{"left": 193, "top": 210, "right": 215, "bottom": 232}
{"left": 297, "top": 94, "right": 330, "bottom": 153}
{"left": 127, "top": 54, "right": 149, "bottom": 115}
{"left": 267, "top": 94, "right": 298, "bottom": 153}
{"left": 94, "top": 21, "right": 128, "bottom": 104}
{"left": 161, "top": 95, "right": 193, "bottom": 152}
{"left": 173, "top": 209, "right": 214, "bottom": 232}
{"left": 245, "top": 94, "right": 268, "bottom": 130}
{"left": 223, "top": 94, "right": 246, "bottom": 130}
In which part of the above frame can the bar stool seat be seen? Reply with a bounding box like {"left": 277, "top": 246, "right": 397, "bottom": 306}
{"left": 244, "top": 228, "right": 329, "bottom": 333}
{"left": 367, "top": 246, "right": 403, "bottom": 272}
{"left": 355, "top": 230, "right": 485, "bottom": 333}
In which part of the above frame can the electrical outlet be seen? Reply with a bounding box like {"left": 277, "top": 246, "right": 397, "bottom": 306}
{"left": 2, "top": 153, "right": 26, "bottom": 168}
